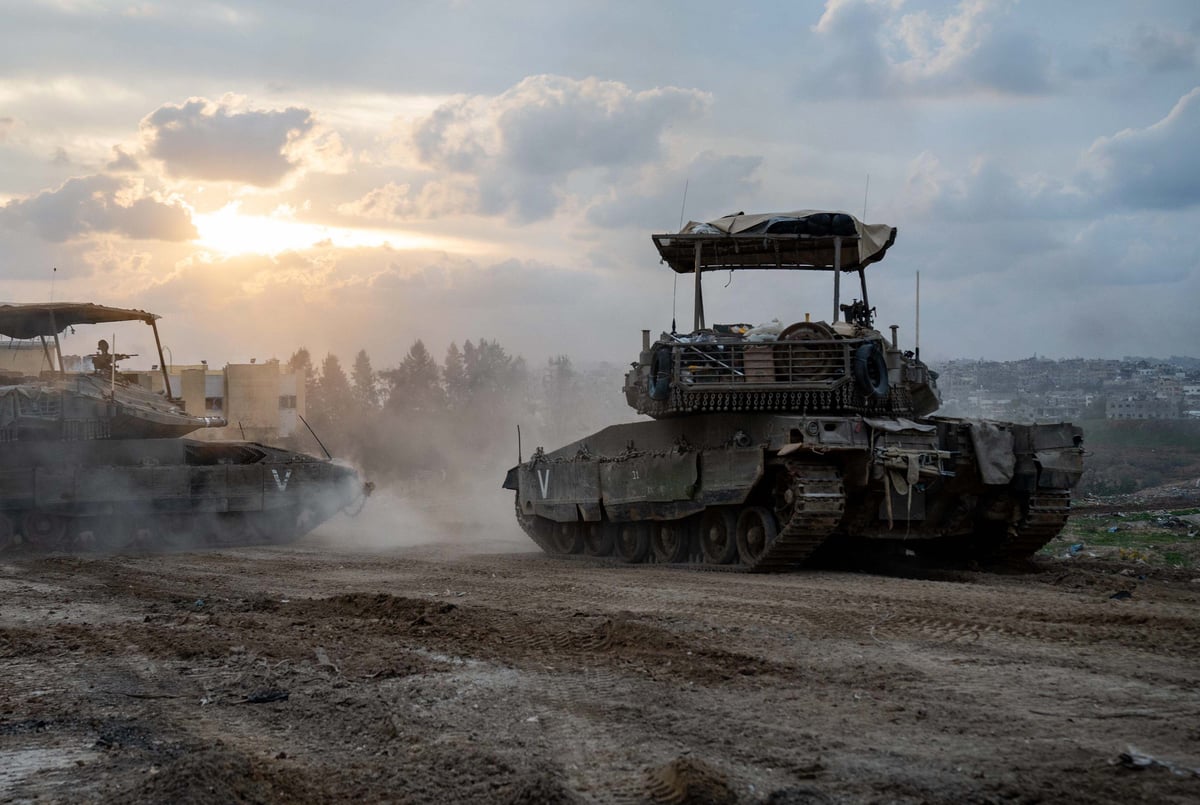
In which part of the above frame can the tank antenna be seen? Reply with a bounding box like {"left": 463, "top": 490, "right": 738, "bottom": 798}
{"left": 298, "top": 413, "right": 333, "bottom": 460}
{"left": 517, "top": 424, "right": 523, "bottom": 463}
{"left": 915, "top": 270, "right": 921, "bottom": 362}
{"left": 672, "top": 179, "right": 689, "bottom": 334}
{"left": 50, "top": 266, "right": 57, "bottom": 302}
{"left": 862, "top": 173, "right": 870, "bottom": 220}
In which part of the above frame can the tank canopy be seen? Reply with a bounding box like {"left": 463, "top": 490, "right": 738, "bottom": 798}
{"left": 652, "top": 210, "right": 897, "bottom": 273}
{"left": 0, "top": 302, "right": 159, "bottom": 339}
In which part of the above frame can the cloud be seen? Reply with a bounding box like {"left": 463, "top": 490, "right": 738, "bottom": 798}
{"left": 106, "top": 145, "right": 140, "bottom": 172}
{"left": 0, "top": 174, "right": 197, "bottom": 242}
{"left": 140, "top": 95, "right": 345, "bottom": 186}
{"left": 1128, "top": 23, "right": 1197, "bottom": 73}
{"left": 335, "top": 178, "right": 477, "bottom": 222}
{"left": 811, "top": 0, "right": 1052, "bottom": 97}
{"left": 586, "top": 151, "right": 763, "bottom": 230}
{"left": 398, "top": 75, "right": 710, "bottom": 222}
{"left": 904, "top": 151, "right": 1084, "bottom": 221}
{"left": 1083, "top": 87, "right": 1200, "bottom": 209}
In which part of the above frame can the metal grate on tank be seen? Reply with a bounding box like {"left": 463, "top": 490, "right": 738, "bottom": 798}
{"left": 671, "top": 339, "right": 857, "bottom": 390}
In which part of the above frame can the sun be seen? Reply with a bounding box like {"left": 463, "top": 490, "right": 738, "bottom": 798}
{"left": 192, "top": 202, "right": 458, "bottom": 256}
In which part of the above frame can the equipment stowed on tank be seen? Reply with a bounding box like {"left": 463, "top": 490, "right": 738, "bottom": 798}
{"left": 503, "top": 210, "right": 1084, "bottom": 570}
{"left": 0, "top": 302, "right": 371, "bottom": 552}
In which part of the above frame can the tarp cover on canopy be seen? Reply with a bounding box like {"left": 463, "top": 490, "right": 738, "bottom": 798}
{"left": 0, "top": 303, "right": 158, "bottom": 340}
{"left": 653, "top": 210, "right": 897, "bottom": 273}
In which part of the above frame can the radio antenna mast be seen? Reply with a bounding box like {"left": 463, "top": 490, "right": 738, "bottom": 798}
{"left": 672, "top": 178, "right": 689, "bottom": 334}
{"left": 915, "top": 271, "right": 921, "bottom": 362}
{"left": 861, "top": 173, "right": 870, "bottom": 220}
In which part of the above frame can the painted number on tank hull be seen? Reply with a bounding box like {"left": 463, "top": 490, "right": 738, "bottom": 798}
{"left": 272, "top": 468, "right": 292, "bottom": 491}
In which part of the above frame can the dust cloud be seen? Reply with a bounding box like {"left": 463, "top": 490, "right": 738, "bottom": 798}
{"left": 298, "top": 355, "right": 637, "bottom": 555}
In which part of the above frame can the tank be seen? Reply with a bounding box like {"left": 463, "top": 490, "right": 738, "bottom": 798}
{"left": 0, "top": 302, "right": 370, "bottom": 552}
{"left": 503, "top": 210, "right": 1084, "bottom": 569}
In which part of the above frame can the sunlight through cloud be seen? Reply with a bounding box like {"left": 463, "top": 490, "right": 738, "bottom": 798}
{"left": 192, "top": 202, "right": 462, "bottom": 256}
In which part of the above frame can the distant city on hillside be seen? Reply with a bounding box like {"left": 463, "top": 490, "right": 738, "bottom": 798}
{"left": 931, "top": 356, "right": 1200, "bottom": 422}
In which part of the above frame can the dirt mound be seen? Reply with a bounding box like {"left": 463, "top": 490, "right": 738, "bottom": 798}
{"left": 114, "top": 745, "right": 315, "bottom": 804}
{"left": 645, "top": 757, "right": 738, "bottom": 805}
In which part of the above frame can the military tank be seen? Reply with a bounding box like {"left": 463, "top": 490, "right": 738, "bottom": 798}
{"left": 503, "top": 210, "right": 1083, "bottom": 570}
{"left": 0, "top": 302, "right": 370, "bottom": 552}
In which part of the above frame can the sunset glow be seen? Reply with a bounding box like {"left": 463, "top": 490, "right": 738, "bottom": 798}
{"left": 192, "top": 203, "right": 456, "bottom": 256}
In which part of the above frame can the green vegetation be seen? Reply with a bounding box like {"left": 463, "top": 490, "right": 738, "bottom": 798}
{"left": 1043, "top": 507, "right": 1200, "bottom": 567}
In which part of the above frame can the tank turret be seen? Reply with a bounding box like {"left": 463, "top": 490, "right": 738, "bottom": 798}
{"left": 505, "top": 210, "right": 1083, "bottom": 571}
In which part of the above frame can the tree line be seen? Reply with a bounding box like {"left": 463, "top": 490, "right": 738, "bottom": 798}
{"left": 283, "top": 340, "right": 618, "bottom": 485}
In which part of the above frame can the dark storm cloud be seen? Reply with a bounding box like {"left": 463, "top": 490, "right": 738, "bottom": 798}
{"left": 141, "top": 97, "right": 315, "bottom": 185}
{"left": 1085, "top": 87, "right": 1200, "bottom": 209}
{"left": 0, "top": 175, "right": 197, "bottom": 242}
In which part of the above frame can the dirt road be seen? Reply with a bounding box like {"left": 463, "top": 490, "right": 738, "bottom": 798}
{"left": 3, "top": 524, "right": 1199, "bottom": 804}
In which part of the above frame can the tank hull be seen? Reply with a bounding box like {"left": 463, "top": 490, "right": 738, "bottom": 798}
{"left": 0, "top": 438, "right": 365, "bottom": 552}
{"left": 503, "top": 413, "right": 1084, "bottom": 570}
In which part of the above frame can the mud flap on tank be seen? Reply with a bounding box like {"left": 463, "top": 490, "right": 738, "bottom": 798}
{"left": 968, "top": 422, "right": 1015, "bottom": 485}
{"left": 601, "top": 454, "right": 699, "bottom": 521}
{"left": 697, "top": 448, "right": 763, "bottom": 506}
{"left": 517, "top": 460, "right": 601, "bottom": 522}
{"left": 1034, "top": 448, "right": 1084, "bottom": 489}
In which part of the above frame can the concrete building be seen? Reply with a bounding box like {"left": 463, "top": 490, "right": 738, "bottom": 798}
{"left": 131, "top": 359, "right": 305, "bottom": 445}
{"left": 1106, "top": 395, "right": 1178, "bottom": 420}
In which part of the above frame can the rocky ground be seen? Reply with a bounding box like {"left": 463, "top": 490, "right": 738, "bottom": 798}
{"left": 3, "top": 514, "right": 1200, "bottom": 804}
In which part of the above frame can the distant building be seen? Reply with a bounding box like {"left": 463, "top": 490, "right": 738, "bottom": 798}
{"left": 130, "top": 359, "right": 305, "bottom": 444}
{"left": 1106, "top": 395, "right": 1178, "bottom": 420}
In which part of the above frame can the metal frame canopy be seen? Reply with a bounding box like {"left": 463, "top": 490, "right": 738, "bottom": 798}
{"left": 651, "top": 211, "right": 898, "bottom": 332}
{"left": 0, "top": 302, "right": 174, "bottom": 398}
{"left": 652, "top": 210, "right": 897, "bottom": 274}
{"left": 0, "top": 302, "right": 158, "bottom": 339}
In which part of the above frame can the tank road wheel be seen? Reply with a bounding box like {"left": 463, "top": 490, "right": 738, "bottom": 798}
{"left": 614, "top": 523, "right": 651, "bottom": 564}
{"left": 550, "top": 522, "right": 585, "bottom": 555}
{"left": 212, "top": 512, "right": 261, "bottom": 547}
{"left": 699, "top": 508, "right": 739, "bottom": 565}
{"left": 653, "top": 520, "right": 692, "bottom": 564}
{"left": 657, "top": 520, "right": 696, "bottom": 563}
{"left": 583, "top": 522, "right": 614, "bottom": 557}
{"left": 157, "top": 515, "right": 199, "bottom": 551}
{"left": 22, "top": 512, "right": 68, "bottom": 551}
{"left": 0, "top": 513, "right": 16, "bottom": 552}
{"left": 736, "top": 506, "right": 779, "bottom": 565}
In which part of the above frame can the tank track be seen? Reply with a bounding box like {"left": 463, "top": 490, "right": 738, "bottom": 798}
{"left": 998, "top": 489, "right": 1072, "bottom": 560}
{"left": 515, "top": 501, "right": 557, "bottom": 555}
{"left": 515, "top": 462, "right": 847, "bottom": 572}
{"left": 740, "top": 462, "right": 845, "bottom": 572}
{"left": 0, "top": 508, "right": 320, "bottom": 554}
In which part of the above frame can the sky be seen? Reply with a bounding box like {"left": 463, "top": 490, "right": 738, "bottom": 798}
{"left": 1, "top": 0, "right": 1199, "bottom": 369}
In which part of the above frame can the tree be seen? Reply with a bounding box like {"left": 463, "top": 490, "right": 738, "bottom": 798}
{"left": 383, "top": 339, "right": 444, "bottom": 414}
{"left": 464, "top": 338, "right": 523, "bottom": 400}
{"left": 287, "top": 347, "right": 316, "bottom": 399}
{"left": 443, "top": 342, "right": 467, "bottom": 409}
{"left": 351, "top": 349, "right": 379, "bottom": 411}
{"left": 543, "top": 354, "right": 582, "bottom": 443}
